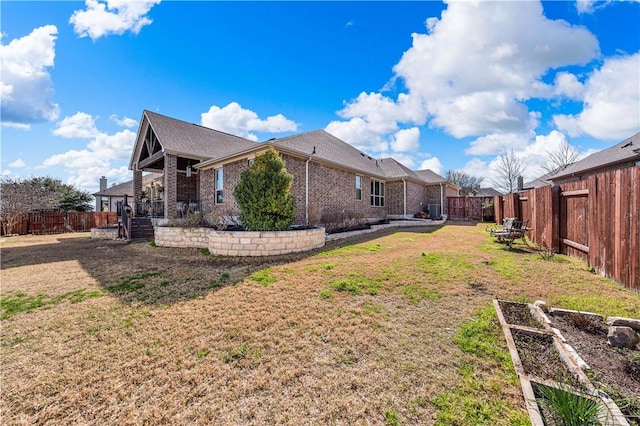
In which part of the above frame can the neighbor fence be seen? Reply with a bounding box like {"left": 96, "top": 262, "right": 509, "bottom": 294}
{"left": 493, "top": 166, "right": 639, "bottom": 293}
{"left": 447, "top": 196, "right": 494, "bottom": 221}
{"left": 1, "top": 212, "right": 118, "bottom": 236}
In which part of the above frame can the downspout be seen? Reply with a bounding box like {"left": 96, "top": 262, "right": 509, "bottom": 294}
{"left": 440, "top": 183, "right": 444, "bottom": 216}
{"left": 305, "top": 147, "right": 315, "bottom": 225}
{"left": 402, "top": 177, "right": 407, "bottom": 219}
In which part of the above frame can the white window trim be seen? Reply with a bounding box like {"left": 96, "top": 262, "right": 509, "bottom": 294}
{"left": 215, "top": 168, "right": 224, "bottom": 204}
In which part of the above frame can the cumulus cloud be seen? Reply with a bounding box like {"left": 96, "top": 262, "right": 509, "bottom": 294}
{"left": 390, "top": 127, "right": 420, "bottom": 152}
{"left": 110, "top": 114, "right": 138, "bottom": 128}
{"left": 44, "top": 112, "right": 137, "bottom": 192}
{"left": 419, "top": 157, "right": 443, "bottom": 175}
{"left": 553, "top": 53, "right": 640, "bottom": 140}
{"left": 70, "top": 0, "right": 161, "bottom": 40}
{"left": 53, "top": 112, "right": 100, "bottom": 138}
{"left": 393, "top": 1, "right": 598, "bottom": 141}
{"left": 200, "top": 102, "right": 298, "bottom": 141}
{"left": 575, "top": 0, "right": 640, "bottom": 14}
{"left": 0, "top": 25, "right": 60, "bottom": 126}
{"left": 554, "top": 72, "right": 585, "bottom": 100}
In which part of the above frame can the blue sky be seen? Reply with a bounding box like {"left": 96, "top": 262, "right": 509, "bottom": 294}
{"left": 2, "top": 0, "right": 639, "bottom": 195}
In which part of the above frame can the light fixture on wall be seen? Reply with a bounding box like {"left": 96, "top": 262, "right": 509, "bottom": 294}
{"left": 186, "top": 160, "right": 192, "bottom": 177}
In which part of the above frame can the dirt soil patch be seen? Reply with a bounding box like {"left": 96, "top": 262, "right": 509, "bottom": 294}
{"left": 1, "top": 224, "right": 639, "bottom": 425}
{"left": 550, "top": 313, "right": 640, "bottom": 423}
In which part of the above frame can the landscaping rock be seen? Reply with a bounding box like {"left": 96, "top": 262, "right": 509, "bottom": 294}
{"left": 549, "top": 308, "right": 603, "bottom": 323}
{"left": 534, "top": 300, "right": 549, "bottom": 313}
{"left": 607, "top": 326, "right": 640, "bottom": 349}
{"left": 606, "top": 316, "right": 640, "bottom": 333}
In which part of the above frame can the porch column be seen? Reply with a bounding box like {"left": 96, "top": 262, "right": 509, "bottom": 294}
{"left": 165, "top": 154, "right": 178, "bottom": 219}
{"left": 133, "top": 169, "right": 142, "bottom": 217}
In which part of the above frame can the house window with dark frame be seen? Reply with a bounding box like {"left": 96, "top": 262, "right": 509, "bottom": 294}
{"left": 215, "top": 168, "right": 224, "bottom": 204}
{"left": 370, "top": 180, "right": 384, "bottom": 207}
{"left": 355, "top": 175, "right": 362, "bottom": 200}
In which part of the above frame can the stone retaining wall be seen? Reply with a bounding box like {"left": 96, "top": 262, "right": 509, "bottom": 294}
{"left": 91, "top": 226, "right": 119, "bottom": 240}
{"left": 154, "top": 226, "right": 325, "bottom": 256}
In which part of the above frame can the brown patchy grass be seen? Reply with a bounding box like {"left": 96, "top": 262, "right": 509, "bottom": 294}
{"left": 1, "top": 223, "right": 638, "bottom": 425}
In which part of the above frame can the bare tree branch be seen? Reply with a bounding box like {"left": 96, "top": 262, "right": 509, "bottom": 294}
{"left": 542, "top": 140, "right": 580, "bottom": 174}
{"left": 492, "top": 148, "right": 526, "bottom": 194}
{"left": 445, "top": 170, "right": 484, "bottom": 196}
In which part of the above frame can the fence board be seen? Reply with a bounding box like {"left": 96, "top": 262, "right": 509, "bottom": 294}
{"left": 1, "top": 212, "right": 117, "bottom": 236}
{"left": 489, "top": 167, "right": 638, "bottom": 292}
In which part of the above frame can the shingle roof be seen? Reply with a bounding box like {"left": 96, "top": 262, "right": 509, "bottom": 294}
{"left": 476, "top": 187, "right": 502, "bottom": 197}
{"left": 413, "top": 169, "right": 449, "bottom": 184}
{"left": 143, "top": 110, "right": 258, "bottom": 160}
{"left": 271, "top": 130, "right": 386, "bottom": 178}
{"left": 377, "top": 158, "right": 418, "bottom": 180}
{"left": 93, "top": 173, "right": 161, "bottom": 196}
{"left": 552, "top": 132, "right": 640, "bottom": 180}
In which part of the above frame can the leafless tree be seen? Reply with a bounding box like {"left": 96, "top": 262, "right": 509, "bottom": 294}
{"left": 492, "top": 148, "right": 526, "bottom": 194}
{"left": 445, "top": 170, "right": 484, "bottom": 196}
{"left": 542, "top": 140, "right": 580, "bottom": 174}
{"left": 0, "top": 178, "right": 57, "bottom": 235}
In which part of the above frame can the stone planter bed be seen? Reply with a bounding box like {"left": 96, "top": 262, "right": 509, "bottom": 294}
{"left": 494, "top": 299, "right": 638, "bottom": 426}
{"left": 153, "top": 225, "right": 326, "bottom": 256}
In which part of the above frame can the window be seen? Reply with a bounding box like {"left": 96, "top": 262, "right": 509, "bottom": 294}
{"left": 370, "top": 180, "right": 384, "bottom": 207}
{"left": 215, "top": 168, "right": 224, "bottom": 204}
{"left": 355, "top": 176, "right": 362, "bottom": 200}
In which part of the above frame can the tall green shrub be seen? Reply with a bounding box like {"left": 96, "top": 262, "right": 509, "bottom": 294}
{"left": 233, "top": 148, "right": 296, "bottom": 231}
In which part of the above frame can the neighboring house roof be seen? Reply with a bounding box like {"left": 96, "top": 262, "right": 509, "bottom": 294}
{"left": 522, "top": 169, "right": 560, "bottom": 189}
{"left": 93, "top": 173, "right": 161, "bottom": 197}
{"left": 476, "top": 187, "right": 502, "bottom": 197}
{"left": 93, "top": 180, "right": 133, "bottom": 197}
{"left": 551, "top": 132, "right": 640, "bottom": 180}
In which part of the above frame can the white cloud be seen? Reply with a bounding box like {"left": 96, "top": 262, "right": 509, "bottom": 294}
{"left": 110, "top": 114, "right": 138, "bottom": 128}
{"left": 9, "top": 159, "right": 26, "bottom": 168}
{"left": 392, "top": 1, "right": 598, "bottom": 140}
{"left": 553, "top": 72, "right": 584, "bottom": 100}
{"left": 70, "top": 0, "right": 161, "bottom": 40}
{"left": 200, "top": 102, "right": 298, "bottom": 141}
{"left": 44, "top": 113, "right": 137, "bottom": 193}
{"left": 0, "top": 25, "right": 60, "bottom": 126}
{"left": 419, "top": 157, "right": 443, "bottom": 175}
{"left": 53, "top": 112, "right": 100, "bottom": 138}
{"left": 575, "top": 0, "right": 640, "bottom": 14}
{"left": 1, "top": 122, "right": 31, "bottom": 130}
{"left": 325, "top": 118, "right": 389, "bottom": 153}
{"left": 553, "top": 53, "right": 640, "bottom": 140}
{"left": 390, "top": 127, "right": 420, "bottom": 152}
{"left": 328, "top": 0, "right": 601, "bottom": 159}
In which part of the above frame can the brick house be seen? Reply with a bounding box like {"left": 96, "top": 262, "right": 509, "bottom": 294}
{"left": 128, "top": 110, "right": 459, "bottom": 224}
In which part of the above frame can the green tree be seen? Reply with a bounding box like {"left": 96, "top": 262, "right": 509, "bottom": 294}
{"left": 30, "top": 177, "right": 94, "bottom": 212}
{"left": 233, "top": 148, "right": 296, "bottom": 231}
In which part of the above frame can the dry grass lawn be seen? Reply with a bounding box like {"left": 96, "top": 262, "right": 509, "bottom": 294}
{"left": 1, "top": 223, "right": 639, "bottom": 425}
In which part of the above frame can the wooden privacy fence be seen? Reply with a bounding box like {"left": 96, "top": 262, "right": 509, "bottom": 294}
{"left": 1, "top": 212, "right": 118, "bottom": 236}
{"left": 447, "top": 196, "right": 495, "bottom": 220}
{"left": 494, "top": 166, "right": 639, "bottom": 293}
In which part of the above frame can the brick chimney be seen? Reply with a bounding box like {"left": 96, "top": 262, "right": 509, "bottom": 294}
{"left": 99, "top": 176, "right": 107, "bottom": 192}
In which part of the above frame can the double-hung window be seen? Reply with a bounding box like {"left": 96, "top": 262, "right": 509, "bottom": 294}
{"left": 355, "top": 175, "right": 362, "bottom": 200}
{"left": 370, "top": 180, "right": 384, "bottom": 207}
{"left": 215, "top": 168, "right": 224, "bottom": 204}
